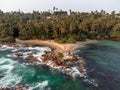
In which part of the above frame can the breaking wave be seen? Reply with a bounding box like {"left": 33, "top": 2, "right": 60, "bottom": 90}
{"left": 30, "top": 80, "right": 49, "bottom": 90}
{"left": 0, "top": 58, "right": 22, "bottom": 88}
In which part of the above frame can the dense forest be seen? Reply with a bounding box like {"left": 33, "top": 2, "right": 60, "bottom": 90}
{"left": 0, "top": 9, "right": 120, "bottom": 43}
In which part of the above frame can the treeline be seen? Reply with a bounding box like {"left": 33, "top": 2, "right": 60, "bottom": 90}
{"left": 0, "top": 10, "right": 120, "bottom": 43}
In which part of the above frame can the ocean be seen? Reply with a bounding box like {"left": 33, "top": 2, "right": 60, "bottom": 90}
{"left": 0, "top": 40, "right": 120, "bottom": 90}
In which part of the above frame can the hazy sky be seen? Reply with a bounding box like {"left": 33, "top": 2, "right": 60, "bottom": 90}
{"left": 0, "top": 0, "right": 120, "bottom": 13}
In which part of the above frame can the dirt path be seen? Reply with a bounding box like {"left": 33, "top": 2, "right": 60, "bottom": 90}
{"left": 16, "top": 39, "right": 97, "bottom": 53}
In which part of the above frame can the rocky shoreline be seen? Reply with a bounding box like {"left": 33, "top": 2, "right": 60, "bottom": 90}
{"left": 41, "top": 51, "right": 87, "bottom": 78}
{"left": 0, "top": 43, "right": 98, "bottom": 89}
{"left": 12, "top": 48, "right": 88, "bottom": 79}
{"left": 41, "top": 51, "right": 98, "bottom": 87}
{"left": 0, "top": 84, "right": 29, "bottom": 90}
{"left": 15, "top": 45, "right": 98, "bottom": 87}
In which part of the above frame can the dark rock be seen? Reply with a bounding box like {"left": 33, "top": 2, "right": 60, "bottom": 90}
{"left": 15, "top": 53, "right": 23, "bottom": 57}
{"left": 25, "top": 55, "right": 39, "bottom": 62}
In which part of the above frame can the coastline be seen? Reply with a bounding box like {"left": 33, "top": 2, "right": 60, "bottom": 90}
{"left": 16, "top": 38, "right": 97, "bottom": 53}
{"left": 0, "top": 39, "right": 99, "bottom": 89}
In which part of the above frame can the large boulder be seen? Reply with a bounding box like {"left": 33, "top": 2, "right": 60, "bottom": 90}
{"left": 15, "top": 52, "right": 23, "bottom": 57}
{"left": 25, "top": 55, "right": 39, "bottom": 62}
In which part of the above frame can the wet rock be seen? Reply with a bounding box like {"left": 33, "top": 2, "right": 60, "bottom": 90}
{"left": 41, "top": 51, "right": 88, "bottom": 78}
{"left": 0, "top": 84, "right": 30, "bottom": 90}
{"left": 25, "top": 55, "right": 39, "bottom": 62}
{"left": 14, "top": 52, "right": 23, "bottom": 57}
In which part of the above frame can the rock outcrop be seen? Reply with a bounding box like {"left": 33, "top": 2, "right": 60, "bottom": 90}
{"left": 41, "top": 51, "right": 87, "bottom": 78}
{"left": 25, "top": 55, "right": 40, "bottom": 62}
{"left": 15, "top": 53, "right": 23, "bottom": 57}
{"left": 40, "top": 51, "right": 98, "bottom": 86}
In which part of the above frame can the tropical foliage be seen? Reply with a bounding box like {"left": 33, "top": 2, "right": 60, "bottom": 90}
{"left": 0, "top": 9, "right": 120, "bottom": 43}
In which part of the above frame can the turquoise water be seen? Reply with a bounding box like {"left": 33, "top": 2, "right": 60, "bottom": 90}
{"left": 0, "top": 40, "right": 120, "bottom": 90}
{"left": 0, "top": 45, "right": 87, "bottom": 90}
{"left": 76, "top": 40, "right": 120, "bottom": 90}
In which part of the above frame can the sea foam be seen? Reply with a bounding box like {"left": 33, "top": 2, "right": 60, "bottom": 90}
{"left": 0, "top": 58, "right": 22, "bottom": 88}
{"left": 30, "top": 80, "right": 49, "bottom": 90}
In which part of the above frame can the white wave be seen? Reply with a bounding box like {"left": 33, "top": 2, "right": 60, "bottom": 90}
{"left": 41, "top": 47, "right": 51, "bottom": 52}
{"left": 0, "top": 45, "right": 14, "bottom": 51}
{"left": 71, "top": 67, "right": 80, "bottom": 78}
{"left": 25, "top": 46, "right": 51, "bottom": 62}
{"left": 33, "top": 52, "right": 44, "bottom": 59}
{"left": 0, "top": 58, "right": 17, "bottom": 76}
{"left": 0, "top": 47, "right": 8, "bottom": 51}
{"left": 0, "top": 58, "right": 23, "bottom": 88}
{"left": 1, "top": 45, "right": 7, "bottom": 48}
{"left": 32, "top": 46, "right": 51, "bottom": 52}
{"left": 30, "top": 81, "right": 49, "bottom": 90}
{"left": 6, "top": 54, "right": 12, "bottom": 57}
{"left": 0, "top": 73, "right": 22, "bottom": 88}
{"left": 23, "top": 51, "right": 33, "bottom": 55}
{"left": 6, "top": 54, "right": 18, "bottom": 58}
{"left": 8, "top": 45, "right": 51, "bottom": 59}
{"left": 11, "top": 48, "right": 19, "bottom": 52}
{"left": 0, "top": 45, "right": 52, "bottom": 88}
{"left": 0, "top": 58, "right": 15, "bottom": 65}
{"left": 0, "top": 65, "right": 14, "bottom": 73}
{"left": 6, "top": 45, "right": 13, "bottom": 49}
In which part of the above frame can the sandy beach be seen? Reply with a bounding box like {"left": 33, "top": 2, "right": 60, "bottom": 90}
{"left": 16, "top": 39, "right": 97, "bottom": 53}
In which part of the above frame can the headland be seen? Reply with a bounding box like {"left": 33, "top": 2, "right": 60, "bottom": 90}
{"left": 15, "top": 39, "right": 98, "bottom": 86}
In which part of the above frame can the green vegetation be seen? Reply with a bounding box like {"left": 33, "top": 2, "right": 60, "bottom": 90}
{"left": 58, "top": 52, "right": 64, "bottom": 58}
{"left": 0, "top": 36, "right": 15, "bottom": 43}
{"left": 0, "top": 9, "right": 120, "bottom": 43}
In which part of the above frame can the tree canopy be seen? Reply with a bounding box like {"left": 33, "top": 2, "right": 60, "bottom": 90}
{"left": 0, "top": 9, "right": 120, "bottom": 43}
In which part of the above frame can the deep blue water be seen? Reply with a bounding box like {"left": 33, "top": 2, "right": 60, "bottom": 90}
{"left": 76, "top": 40, "right": 120, "bottom": 90}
